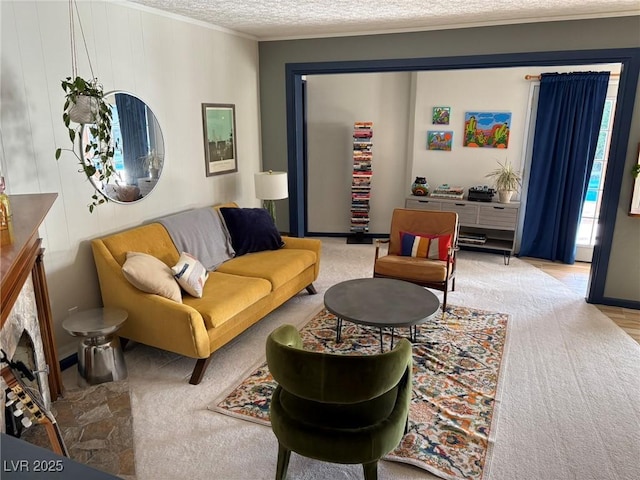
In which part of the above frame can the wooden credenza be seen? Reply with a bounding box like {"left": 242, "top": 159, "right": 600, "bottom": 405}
{"left": 405, "top": 195, "right": 520, "bottom": 264}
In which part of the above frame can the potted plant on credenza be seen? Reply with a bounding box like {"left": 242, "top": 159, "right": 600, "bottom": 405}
{"left": 486, "top": 160, "right": 522, "bottom": 203}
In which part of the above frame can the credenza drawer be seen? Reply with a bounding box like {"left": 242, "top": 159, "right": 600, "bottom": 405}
{"left": 405, "top": 199, "right": 441, "bottom": 211}
{"left": 441, "top": 203, "right": 478, "bottom": 225}
{"left": 479, "top": 205, "right": 518, "bottom": 228}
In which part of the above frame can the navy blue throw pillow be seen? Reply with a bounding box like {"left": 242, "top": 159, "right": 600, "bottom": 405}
{"left": 219, "top": 208, "right": 284, "bottom": 256}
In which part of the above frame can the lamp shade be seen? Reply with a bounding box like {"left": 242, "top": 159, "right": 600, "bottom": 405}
{"left": 254, "top": 171, "right": 288, "bottom": 200}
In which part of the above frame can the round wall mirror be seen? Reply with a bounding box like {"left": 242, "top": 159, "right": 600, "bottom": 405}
{"left": 81, "top": 91, "right": 165, "bottom": 203}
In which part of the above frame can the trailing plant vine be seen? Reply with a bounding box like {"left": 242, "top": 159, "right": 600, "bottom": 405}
{"left": 55, "top": 76, "right": 115, "bottom": 212}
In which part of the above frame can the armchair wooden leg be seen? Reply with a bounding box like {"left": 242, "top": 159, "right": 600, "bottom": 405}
{"left": 305, "top": 283, "right": 317, "bottom": 295}
{"left": 442, "top": 288, "right": 448, "bottom": 313}
{"left": 276, "top": 442, "right": 291, "bottom": 480}
{"left": 120, "top": 337, "right": 129, "bottom": 351}
{"left": 362, "top": 461, "right": 378, "bottom": 480}
{"left": 189, "top": 356, "right": 213, "bottom": 385}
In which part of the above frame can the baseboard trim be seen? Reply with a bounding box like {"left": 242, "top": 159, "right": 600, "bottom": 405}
{"left": 59, "top": 353, "right": 78, "bottom": 371}
{"left": 588, "top": 297, "right": 640, "bottom": 310}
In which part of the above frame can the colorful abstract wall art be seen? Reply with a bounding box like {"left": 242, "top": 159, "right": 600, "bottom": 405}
{"left": 432, "top": 107, "right": 450, "bottom": 125}
{"left": 463, "top": 112, "right": 511, "bottom": 148}
{"left": 427, "top": 131, "right": 453, "bottom": 151}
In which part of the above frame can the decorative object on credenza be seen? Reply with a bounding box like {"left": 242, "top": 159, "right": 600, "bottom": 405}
{"left": 468, "top": 186, "right": 496, "bottom": 202}
{"left": 254, "top": 170, "right": 288, "bottom": 223}
{"left": 54, "top": 1, "right": 115, "bottom": 213}
{"left": 202, "top": 103, "right": 237, "bottom": 177}
{"left": 485, "top": 160, "right": 522, "bottom": 203}
{"left": 464, "top": 111, "right": 511, "bottom": 148}
{"left": 430, "top": 184, "right": 464, "bottom": 199}
{"left": 411, "top": 176, "right": 430, "bottom": 196}
{"left": 427, "top": 131, "right": 453, "bottom": 151}
{"left": 432, "top": 106, "right": 450, "bottom": 125}
{"left": 0, "top": 177, "right": 14, "bottom": 246}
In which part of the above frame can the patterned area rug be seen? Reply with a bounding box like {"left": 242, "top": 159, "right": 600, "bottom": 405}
{"left": 211, "top": 305, "right": 510, "bottom": 480}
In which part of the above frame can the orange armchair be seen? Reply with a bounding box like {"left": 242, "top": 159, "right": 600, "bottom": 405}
{"left": 373, "top": 208, "right": 459, "bottom": 311}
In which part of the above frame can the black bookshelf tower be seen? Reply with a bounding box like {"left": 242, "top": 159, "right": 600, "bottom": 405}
{"left": 347, "top": 122, "right": 373, "bottom": 244}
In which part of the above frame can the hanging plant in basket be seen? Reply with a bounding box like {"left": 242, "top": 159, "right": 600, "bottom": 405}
{"left": 55, "top": 0, "right": 116, "bottom": 212}
{"left": 55, "top": 76, "right": 115, "bottom": 212}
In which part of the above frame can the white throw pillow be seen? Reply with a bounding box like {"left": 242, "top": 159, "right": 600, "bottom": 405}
{"left": 172, "top": 252, "right": 209, "bottom": 298}
{"left": 122, "top": 252, "right": 182, "bottom": 303}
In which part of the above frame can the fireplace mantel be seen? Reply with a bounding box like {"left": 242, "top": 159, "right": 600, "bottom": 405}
{"left": 0, "top": 193, "right": 63, "bottom": 400}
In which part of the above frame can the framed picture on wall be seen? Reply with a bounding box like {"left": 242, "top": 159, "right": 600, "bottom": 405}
{"left": 427, "top": 131, "right": 453, "bottom": 151}
{"left": 463, "top": 111, "right": 511, "bottom": 148}
{"left": 202, "top": 103, "right": 237, "bottom": 176}
{"left": 432, "top": 107, "right": 450, "bottom": 125}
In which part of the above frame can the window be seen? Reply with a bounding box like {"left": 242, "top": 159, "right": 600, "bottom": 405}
{"left": 577, "top": 95, "right": 616, "bottom": 248}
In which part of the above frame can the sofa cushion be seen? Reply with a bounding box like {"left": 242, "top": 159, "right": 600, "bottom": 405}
{"left": 183, "top": 272, "right": 272, "bottom": 329}
{"left": 216, "top": 249, "right": 317, "bottom": 290}
{"left": 374, "top": 254, "right": 448, "bottom": 283}
{"left": 219, "top": 207, "right": 284, "bottom": 256}
{"left": 101, "top": 223, "right": 180, "bottom": 267}
{"left": 122, "top": 252, "right": 182, "bottom": 303}
{"left": 172, "top": 252, "right": 208, "bottom": 298}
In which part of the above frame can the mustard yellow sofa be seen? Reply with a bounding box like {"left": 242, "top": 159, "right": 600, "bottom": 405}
{"left": 90, "top": 204, "right": 321, "bottom": 385}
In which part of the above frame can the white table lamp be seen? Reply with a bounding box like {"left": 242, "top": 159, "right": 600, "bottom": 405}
{"left": 254, "top": 170, "right": 288, "bottom": 223}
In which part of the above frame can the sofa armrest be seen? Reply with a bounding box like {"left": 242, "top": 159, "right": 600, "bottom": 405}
{"left": 91, "top": 239, "right": 210, "bottom": 358}
{"left": 281, "top": 236, "right": 322, "bottom": 280}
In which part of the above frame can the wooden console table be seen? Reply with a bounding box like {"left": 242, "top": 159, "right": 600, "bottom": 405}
{"left": 1, "top": 193, "right": 63, "bottom": 400}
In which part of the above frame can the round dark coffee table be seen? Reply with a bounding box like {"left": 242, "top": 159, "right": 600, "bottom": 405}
{"left": 324, "top": 278, "right": 440, "bottom": 352}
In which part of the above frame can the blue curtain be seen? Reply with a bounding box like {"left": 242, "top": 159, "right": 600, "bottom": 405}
{"left": 115, "top": 94, "right": 148, "bottom": 185}
{"left": 520, "top": 72, "right": 609, "bottom": 264}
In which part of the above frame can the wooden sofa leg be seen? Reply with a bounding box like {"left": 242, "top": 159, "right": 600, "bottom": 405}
{"left": 120, "top": 338, "right": 129, "bottom": 351}
{"left": 306, "top": 284, "right": 317, "bottom": 295}
{"left": 189, "top": 356, "right": 213, "bottom": 385}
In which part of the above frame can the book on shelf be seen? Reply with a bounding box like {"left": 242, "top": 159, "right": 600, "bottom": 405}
{"left": 350, "top": 121, "right": 373, "bottom": 236}
{"left": 430, "top": 184, "right": 465, "bottom": 199}
{"left": 459, "top": 232, "right": 487, "bottom": 244}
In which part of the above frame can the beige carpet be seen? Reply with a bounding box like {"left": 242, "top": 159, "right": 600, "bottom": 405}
{"left": 119, "top": 238, "right": 639, "bottom": 480}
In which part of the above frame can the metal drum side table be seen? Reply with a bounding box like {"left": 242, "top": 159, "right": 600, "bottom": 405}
{"left": 62, "top": 308, "right": 128, "bottom": 387}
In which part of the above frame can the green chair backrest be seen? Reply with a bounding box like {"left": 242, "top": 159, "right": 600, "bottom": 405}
{"left": 266, "top": 324, "right": 412, "bottom": 404}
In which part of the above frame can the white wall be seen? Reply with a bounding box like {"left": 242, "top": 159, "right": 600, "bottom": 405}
{"left": 411, "top": 64, "right": 620, "bottom": 201}
{"left": 306, "top": 63, "right": 620, "bottom": 234}
{"left": 0, "top": 1, "right": 261, "bottom": 356}
{"left": 306, "top": 72, "right": 411, "bottom": 233}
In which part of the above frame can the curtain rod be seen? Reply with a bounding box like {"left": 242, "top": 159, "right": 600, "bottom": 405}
{"left": 525, "top": 73, "right": 620, "bottom": 80}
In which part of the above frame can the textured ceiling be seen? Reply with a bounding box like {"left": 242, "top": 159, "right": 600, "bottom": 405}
{"left": 126, "top": 0, "right": 640, "bottom": 40}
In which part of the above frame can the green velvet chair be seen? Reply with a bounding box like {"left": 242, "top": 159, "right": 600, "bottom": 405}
{"left": 266, "top": 324, "right": 413, "bottom": 480}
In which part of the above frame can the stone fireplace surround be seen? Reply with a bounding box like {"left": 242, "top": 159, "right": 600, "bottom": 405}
{"left": 1, "top": 273, "right": 52, "bottom": 418}
{"left": 1, "top": 194, "right": 62, "bottom": 432}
